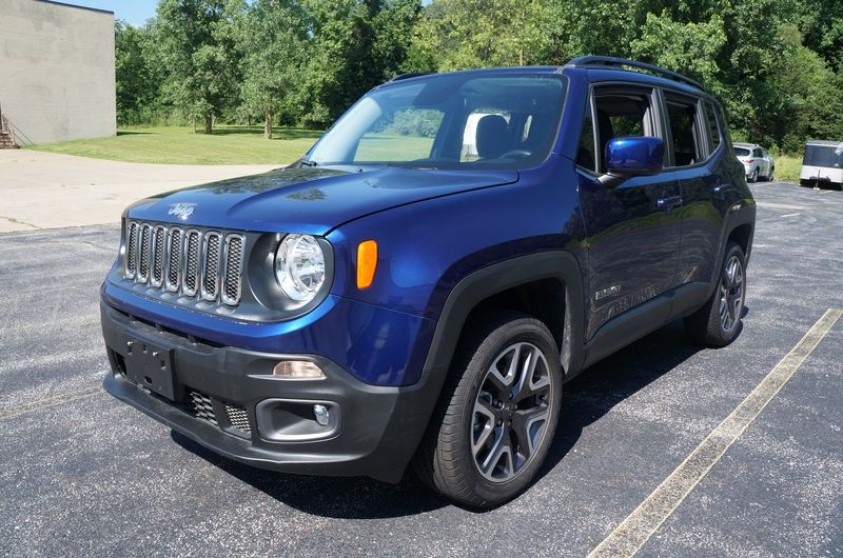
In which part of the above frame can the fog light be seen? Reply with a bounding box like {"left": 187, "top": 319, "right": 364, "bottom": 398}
{"left": 273, "top": 360, "right": 325, "bottom": 379}
{"left": 313, "top": 404, "right": 330, "bottom": 426}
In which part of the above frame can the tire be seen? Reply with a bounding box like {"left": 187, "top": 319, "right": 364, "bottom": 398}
{"left": 749, "top": 168, "right": 758, "bottom": 183}
{"left": 766, "top": 167, "right": 774, "bottom": 182}
{"left": 684, "top": 242, "right": 747, "bottom": 347}
{"left": 414, "top": 312, "right": 562, "bottom": 508}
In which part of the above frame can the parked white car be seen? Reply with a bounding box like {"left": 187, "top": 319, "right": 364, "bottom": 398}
{"left": 734, "top": 142, "right": 774, "bottom": 182}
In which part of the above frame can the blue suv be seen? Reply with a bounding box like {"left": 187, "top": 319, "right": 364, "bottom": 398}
{"left": 101, "top": 57, "right": 755, "bottom": 508}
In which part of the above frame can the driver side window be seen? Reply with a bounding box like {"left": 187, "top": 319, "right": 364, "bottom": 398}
{"left": 591, "top": 89, "right": 656, "bottom": 173}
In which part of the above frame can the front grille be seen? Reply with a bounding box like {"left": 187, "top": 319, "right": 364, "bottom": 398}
{"left": 124, "top": 221, "right": 246, "bottom": 306}
{"left": 189, "top": 391, "right": 217, "bottom": 425}
{"left": 225, "top": 404, "right": 252, "bottom": 436}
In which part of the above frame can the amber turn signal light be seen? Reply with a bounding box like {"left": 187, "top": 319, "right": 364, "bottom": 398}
{"left": 357, "top": 240, "right": 378, "bottom": 289}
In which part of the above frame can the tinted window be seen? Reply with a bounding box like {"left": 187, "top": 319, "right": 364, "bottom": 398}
{"left": 803, "top": 143, "right": 843, "bottom": 167}
{"left": 576, "top": 111, "right": 596, "bottom": 172}
{"left": 593, "top": 89, "right": 656, "bottom": 173}
{"left": 735, "top": 147, "right": 750, "bottom": 156}
{"left": 665, "top": 94, "right": 702, "bottom": 166}
{"left": 705, "top": 102, "right": 721, "bottom": 151}
{"left": 308, "top": 75, "right": 567, "bottom": 170}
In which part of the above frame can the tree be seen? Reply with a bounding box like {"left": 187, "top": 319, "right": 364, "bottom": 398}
{"left": 410, "top": 0, "right": 557, "bottom": 71}
{"left": 297, "top": 0, "right": 421, "bottom": 128}
{"left": 115, "top": 21, "right": 164, "bottom": 125}
{"left": 629, "top": 11, "right": 726, "bottom": 90}
{"left": 767, "top": 24, "right": 843, "bottom": 151}
{"left": 156, "top": 0, "right": 244, "bottom": 133}
{"left": 237, "top": 0, "right": 307, "bottom": 138}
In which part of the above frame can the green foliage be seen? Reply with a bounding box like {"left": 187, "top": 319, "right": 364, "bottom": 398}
{"left": 236, "top": 0, "right": 308, "bottom": 138}
{"left": 296, "top": 0, "right": 422, "bottom": 128}
{"left": 155, "top": 0, "right": 244, "bottom": 133}
{"left": 410, "top": 0, "right": 557, "bottom": 70}
{"left": 115, "top": 21, "right": 166, "bottom": 125}
{"left": 114, "top": 0, "right": 843, "bottom": 150}
{"left": 629, "top": 12, "right": 726, "bottom": 87}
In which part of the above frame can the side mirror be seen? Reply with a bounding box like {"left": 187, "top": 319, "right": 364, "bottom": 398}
{"left": 600, "top": 137, "right": 664, "bottom": 186}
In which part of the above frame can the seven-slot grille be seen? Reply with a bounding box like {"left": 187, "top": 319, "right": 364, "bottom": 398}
{"left": 124, "top": 221, "right": 246, "bottom": 306}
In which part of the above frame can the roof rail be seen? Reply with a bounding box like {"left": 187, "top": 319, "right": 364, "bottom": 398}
{"left": 566, "top": 56, "right": 704, "bottom": 90}
{"left": 390, "top": 72, "right": 436, "bottom": 82}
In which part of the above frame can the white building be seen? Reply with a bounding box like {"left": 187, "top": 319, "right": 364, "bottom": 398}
{"left": 0, "top": 0, "right": 116, "bottom": 145}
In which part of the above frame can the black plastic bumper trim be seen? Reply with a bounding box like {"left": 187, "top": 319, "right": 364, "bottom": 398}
{"left": 101, "top": 301, "right": 434, "bottom": 483}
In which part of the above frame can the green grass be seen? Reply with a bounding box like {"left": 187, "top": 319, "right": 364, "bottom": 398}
{"left": 774, "top": 155, "right": 802, "bottom": 182}
{"left": 28, "top": 125, "right": 322, "bottom": 165}
{"left": 355, "top": 134, "right": 435, "bottom": 161}
{"left": 27, "top": 125, "right": 811, "bottom": 182}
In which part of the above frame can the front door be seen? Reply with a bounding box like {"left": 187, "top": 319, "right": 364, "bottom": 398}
{"left": 576, "top": 86, "right": 682, "bottom": 340}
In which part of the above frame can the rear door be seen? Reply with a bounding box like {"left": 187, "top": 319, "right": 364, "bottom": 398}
{"left": 666, "top": 94, "right": 726, "bottom": 290}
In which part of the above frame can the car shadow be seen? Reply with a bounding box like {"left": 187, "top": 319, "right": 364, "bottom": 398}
{"left": 172, "top": 314, "right": 744, "bottom": 517}
{"left": 540, "top": 318, "right": 710, "bottom": 477}
{"left": 171, "top": 432, "right": 449, "bottom": 519}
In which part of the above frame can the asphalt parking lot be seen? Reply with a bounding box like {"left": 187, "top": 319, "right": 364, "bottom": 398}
{"left": 1, "top": 181, "right": 841, "bottom": 557}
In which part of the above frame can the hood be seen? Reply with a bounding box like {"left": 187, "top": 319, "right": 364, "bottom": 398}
{"left": 126, "top": 166, "right": 519, "bottom": 235}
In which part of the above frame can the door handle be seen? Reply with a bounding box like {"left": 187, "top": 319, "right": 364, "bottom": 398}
{"left": 713, "top": 184, "right": 731, "bottom": 200}
{"left": 657, "top": 195, "right": 683, "bottom": 212}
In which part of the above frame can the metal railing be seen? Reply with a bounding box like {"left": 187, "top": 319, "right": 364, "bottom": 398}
{"left": 0, "top": 101, "right": 33, "bottom": 147}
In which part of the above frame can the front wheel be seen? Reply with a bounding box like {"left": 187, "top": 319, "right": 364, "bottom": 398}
{"left": 684, "top": 242, "right": 747, "bottom": 347}
{"left": 415, "top": 313, "right": 562, "bottom": 508}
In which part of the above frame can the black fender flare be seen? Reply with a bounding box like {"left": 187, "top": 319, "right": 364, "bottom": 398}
{"left": 421, "top": 251, "right": 586, "bottom": 385}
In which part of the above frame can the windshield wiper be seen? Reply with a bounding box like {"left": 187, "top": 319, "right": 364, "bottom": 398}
{"left": 297, "top": 158, "right": 318, "bottom": 167}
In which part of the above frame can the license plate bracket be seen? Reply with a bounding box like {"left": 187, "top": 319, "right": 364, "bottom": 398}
{"left": 124, "top": 338, "right": 180, "bottom": 401}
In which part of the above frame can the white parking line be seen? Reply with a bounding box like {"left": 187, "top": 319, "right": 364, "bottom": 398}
{"left": 588, "top": 308, "right": 843, "bottom": 558}
{"left": 759, "top": 212, "right": 801, "bottom": 222}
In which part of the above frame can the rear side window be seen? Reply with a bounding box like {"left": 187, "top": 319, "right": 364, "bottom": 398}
{"left": 705, "top": 102, "right": 721, "bottom": 151}
{"left": 664, "top": 93, "right": 703, "bottom": 166}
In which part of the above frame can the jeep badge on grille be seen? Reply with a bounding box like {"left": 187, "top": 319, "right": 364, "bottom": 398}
{"left": 168, "top": 203, "right": 196, "bottom": 220}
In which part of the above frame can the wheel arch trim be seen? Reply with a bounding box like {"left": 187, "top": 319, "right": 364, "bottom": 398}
{"left": 422, "top": 251, "right": 586, "bottom": 383}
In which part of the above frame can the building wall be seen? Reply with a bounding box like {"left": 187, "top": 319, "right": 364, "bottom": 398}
{"left": 0, "top": 0, "right": 116, "bottom": 145}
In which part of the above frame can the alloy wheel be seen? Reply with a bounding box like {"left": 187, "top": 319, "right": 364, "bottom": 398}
{"left": 718, "top": 254, "right": 745, "bottom": 334}
{"left": 471, "top": 342, "right": 553, "bottom": 482}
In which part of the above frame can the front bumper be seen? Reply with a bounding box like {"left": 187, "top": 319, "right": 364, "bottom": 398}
{"left": 101, "top": 302, "right": 435, "bottom": 483}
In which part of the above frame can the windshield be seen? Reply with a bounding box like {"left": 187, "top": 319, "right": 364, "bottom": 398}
{"left": 307, "top": 73, "right": 567, "bottom": 170}
{"left": 803, "top": 143, "right": 843, "bottom": 167}
{"left": 734, "top": 147, "right": 750, "bottom": 157}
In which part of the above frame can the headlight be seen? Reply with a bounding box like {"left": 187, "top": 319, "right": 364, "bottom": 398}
{"left": 274, "top": 234, "right": 326, "bottom": 303}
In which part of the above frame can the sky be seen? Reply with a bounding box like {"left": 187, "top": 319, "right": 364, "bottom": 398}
{"left": 58, "top": 0, "right": 432, "bottom": 26}
{"left": 58, "top": 0, "right": 158, "bottom": 27}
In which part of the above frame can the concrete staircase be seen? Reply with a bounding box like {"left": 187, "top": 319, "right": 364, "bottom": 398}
{"left": 0, "top": 101, "right": 19, "bottom": 148}
{"left": 0, "top": 130, "right": 17, "bottom": 149}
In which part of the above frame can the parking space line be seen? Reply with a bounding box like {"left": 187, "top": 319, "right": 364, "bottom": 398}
{"left": 588, "top": 308, "right": 843, "bottom": 558}
{"left": 0, "top": 386, "right": 102, "bottom": 421}
{"left": 759, "top": 212, "right": 800, "bottom": 222}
